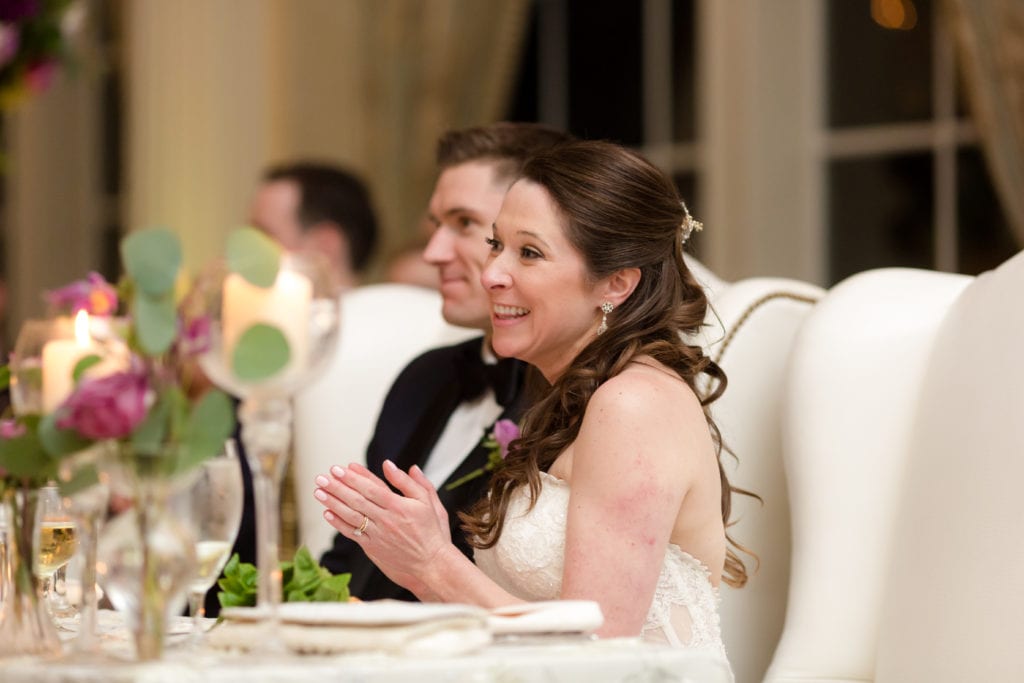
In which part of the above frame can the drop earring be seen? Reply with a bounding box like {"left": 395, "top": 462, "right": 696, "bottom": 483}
{"left": 597, "top": 301, "right": 614, "bottom": 335}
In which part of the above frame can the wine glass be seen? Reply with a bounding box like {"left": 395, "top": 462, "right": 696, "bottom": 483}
{"left": 33, "top": 485, "right": 78, "bottom": 624}
{"left": 187, "top": 241, "right": 339, "bottom": 634}
{"left": 176, "top": 439, "right": 244, "bottom": 644}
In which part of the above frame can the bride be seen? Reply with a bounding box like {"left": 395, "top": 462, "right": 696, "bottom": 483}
{"left": 313, "top": 140, "right": 751, "bottom": 665}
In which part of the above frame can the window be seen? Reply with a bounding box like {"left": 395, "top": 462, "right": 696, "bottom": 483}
{"left": 824, "top": 0, "right": 1016, "bottom": 283}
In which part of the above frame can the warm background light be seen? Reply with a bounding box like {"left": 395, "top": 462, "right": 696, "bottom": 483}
{"left": 871, "top": 0, "right": 919, "bottom": 31}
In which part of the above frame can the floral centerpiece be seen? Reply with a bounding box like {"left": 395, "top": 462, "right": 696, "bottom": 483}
{"left": 0, "top": 0, "right": 81, "bottom": 111}
{"left": 0, "top": 227, "right": 238, "bottom": 660}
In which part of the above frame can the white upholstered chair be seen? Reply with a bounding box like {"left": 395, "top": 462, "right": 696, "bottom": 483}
{"left": 292, "top": 283, "right": 478, "bottom": 559}
{"left": 765, "top": 252, "right": 1024, "bottom": 682}
{"left": 703, "top": 277, "right": 825, "bottom": 683}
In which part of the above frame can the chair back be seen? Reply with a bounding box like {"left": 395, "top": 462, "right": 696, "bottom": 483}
{"left": 874, "top": 251, "right": 1024, "bottom": 681}
{"left": 292, "top": 283, "right": 478, "bottom": 558}
{"left": 707, "top": 277, "right": 824, "bottom": 683}
{"left": 765, "top": 268, "right": 973, "bottom": 682}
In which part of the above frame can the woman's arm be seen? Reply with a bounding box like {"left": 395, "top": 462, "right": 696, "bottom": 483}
{"left": 560, "top": 369, "right": 709, "bottom": 637}
{"left": 314, "top": 460, "right": 526, "bottom": 608}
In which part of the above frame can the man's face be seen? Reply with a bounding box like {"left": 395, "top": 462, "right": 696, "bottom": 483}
{"left": 249, "top": 180, "right": 304, "bottom": 250}
{"left": 423, "top": 161, "right": 508, "bottom": 330}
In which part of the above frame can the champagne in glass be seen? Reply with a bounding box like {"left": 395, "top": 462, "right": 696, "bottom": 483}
{"left": 179, "top": 439, "right": 244, "bottom": 644}
{"left": 35, "top": 521, "right": 78, "bottom": 576}
{"left": 34, "top": 485, "right": 79, "bottom": 623}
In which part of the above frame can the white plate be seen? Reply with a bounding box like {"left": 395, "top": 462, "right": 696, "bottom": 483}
{"left": 488, "top": 600, "right": 604, "bottom": 635}
{"left": 224, "top": 600, "right": 487, "bottom": 627}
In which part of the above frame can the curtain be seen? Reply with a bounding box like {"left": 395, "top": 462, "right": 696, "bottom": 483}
{"left": 358, "top": 0, "right": 531, "bottom": 263}
{"left": 943, "top": 0, "right": 1024, "bottom": 243}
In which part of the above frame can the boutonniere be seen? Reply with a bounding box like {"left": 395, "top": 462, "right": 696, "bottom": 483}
{"left": 445, "top": 418, "right": 520, "bottom": 491}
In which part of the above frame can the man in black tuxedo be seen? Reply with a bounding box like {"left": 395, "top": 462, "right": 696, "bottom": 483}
{"left": 319, "top": 122, "right": 571, "bottom": 600}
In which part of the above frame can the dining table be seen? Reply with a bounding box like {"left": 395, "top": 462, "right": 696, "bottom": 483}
{"left": 0, "top": 608, "right": 733, "bottom": 683}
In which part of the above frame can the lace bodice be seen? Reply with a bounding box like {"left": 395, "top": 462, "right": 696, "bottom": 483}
{"left": 474, "top": 472, "right": 729, "bottom": 662}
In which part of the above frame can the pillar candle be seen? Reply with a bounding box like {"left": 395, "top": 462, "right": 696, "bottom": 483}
{"left": 41, "top": 311, "right": 118, "bottom": 413}
{"left": 222, "top": 269, "right": 313, "bottom": 382}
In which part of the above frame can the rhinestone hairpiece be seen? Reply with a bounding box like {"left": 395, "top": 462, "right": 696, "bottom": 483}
{"left": 680, "top": 201, "right": 703, "bottom": 245}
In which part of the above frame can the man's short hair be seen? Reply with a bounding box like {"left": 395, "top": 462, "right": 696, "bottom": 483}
{"left": 263, "top": 162, "right": 379, "bottom": 273}
{"left": 436, "top": 122, "right": 573, "bottom": 187}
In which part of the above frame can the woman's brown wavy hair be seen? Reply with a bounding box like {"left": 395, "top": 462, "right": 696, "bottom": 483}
{"left": 461, "top": 140, "right": 754, "bottom": 588}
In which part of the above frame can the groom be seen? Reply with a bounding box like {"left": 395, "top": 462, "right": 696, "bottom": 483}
{"left": 319, "top": 122, "right": 571, "bottom": 600}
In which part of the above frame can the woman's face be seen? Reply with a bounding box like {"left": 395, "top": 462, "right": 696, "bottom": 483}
{"left": 481, "top": 179, "right": 605, "bottom": 381}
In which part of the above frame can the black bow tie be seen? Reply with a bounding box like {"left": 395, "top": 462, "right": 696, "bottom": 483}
{"left": 456, "top": 345, "right": 522, "bottom": 408}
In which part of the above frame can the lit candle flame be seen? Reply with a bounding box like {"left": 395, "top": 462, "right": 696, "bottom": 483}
{"left": 74, "top": 309, "right": 91, "bottom": 346}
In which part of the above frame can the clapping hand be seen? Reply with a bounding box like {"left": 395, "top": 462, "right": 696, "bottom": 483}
{"left": 314, "top": 460, "right": 452, "bottom": 597}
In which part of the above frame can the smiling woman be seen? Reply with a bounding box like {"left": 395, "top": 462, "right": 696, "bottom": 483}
{"left": 313, "top": 140, "right": 752, "bottom": 672}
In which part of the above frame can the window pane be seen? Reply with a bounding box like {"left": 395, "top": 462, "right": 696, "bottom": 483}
{"left": 828, "top": 154, "right": 934, "bottom": 284}
{"left": 957, "top": 148, "right": 1019, "bottom": 275}
{"left": 827, "top": 0, "right": 933, "bottom": 128}
{"left": 671, "top": 0, "right": 696, "bottom": 143}
{"left": 505, "top": 3, "right": 540, "bottom": 123}
{"left": 567, "top": 0, "right": 643, "bottom": 144}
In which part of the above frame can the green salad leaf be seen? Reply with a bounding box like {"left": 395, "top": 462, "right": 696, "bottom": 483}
{"left": 217, "top": 546, "right": 351, "bottom": 608}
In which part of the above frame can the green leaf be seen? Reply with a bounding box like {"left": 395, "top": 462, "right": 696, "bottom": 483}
{"left": 133, "top": 289, "right": 178, "bottom": 356}
{"left": 217, "top": 553, "right": 258, "bottom": 608}
{"left": 57, "top": 463, "right": 100, "bottom": 497}
{"left": 313, "top": 573, "right": 351, "bottom": 602}
{"left": 38, "top": 412, "right": 93, "bottom": 458}
{"left": 130, "top": 388, "right": 173, "bottom": 456}
{"left": 121, "top": 228, "right": 182, "bottom": 297}
{"left": 0, "top": 423, "right": 56, "bottom": 480}
{"left": 231, "top": 323, "right": 290, "bottom": 381}
{"left": 227, "top": 227, "right": 281, "bottom": 287}
{"left": 0, "top": 365, "right": 10, "bottom": 390}
{"left": 71, "top": 355, "right": 102, "bottom": 383}
{"left": 180, "top": 390, "right": 235, "bottom": 471}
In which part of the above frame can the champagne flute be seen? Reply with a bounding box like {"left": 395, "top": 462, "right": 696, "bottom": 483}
{"left": 34, "top": 485, "right": 78, "bottom": 625}
{"left": 178, "top": 439, "right": 244, "bottom": 644}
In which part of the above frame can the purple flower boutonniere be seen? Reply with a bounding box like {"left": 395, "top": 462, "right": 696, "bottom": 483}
{"left": 445, "top": 418, "right": 520, "bottom": 491}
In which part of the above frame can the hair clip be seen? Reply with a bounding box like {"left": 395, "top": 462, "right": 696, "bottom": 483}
{"left": 680, "top": 201, "right": 703, "bottom": 245}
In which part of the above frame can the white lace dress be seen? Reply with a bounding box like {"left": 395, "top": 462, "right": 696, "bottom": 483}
{"left": 474, "top": 472, "right": 730, "bottom": 662}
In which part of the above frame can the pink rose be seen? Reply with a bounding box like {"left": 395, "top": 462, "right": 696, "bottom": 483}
{"left": 0, "top": 419, "right": 26, "bottom": 439}
{"left": 56, "top": 370, "right": 148, "bottom": 440}
{"left": 178, "top": 315, "right": 211, "bottom": 356}
{"left": 492, "top": 419, "right": 520, "bottom": 458}
{"left": 47, "top": 272, "right": 119, "bottom": 316}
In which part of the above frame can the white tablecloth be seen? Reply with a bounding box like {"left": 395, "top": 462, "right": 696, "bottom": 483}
{"left": 0, "top": 610, "right": 732, "bottom": 683}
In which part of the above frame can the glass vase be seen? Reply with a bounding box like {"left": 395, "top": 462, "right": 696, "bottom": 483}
{"left": 97, "top": 449, "right": 197, "bottom": 661}
{"left": 0, "top": 485, "right": 63, "bottom": 659}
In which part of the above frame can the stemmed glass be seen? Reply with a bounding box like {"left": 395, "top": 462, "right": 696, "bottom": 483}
{"left": 188, "top": 241, "right": 340, "bottom": 638}
{"left": 176, "top": 439, "right": 244, "bottom": 645}
{"left": 33, "top": 485, "right": 78, "bottom": 625}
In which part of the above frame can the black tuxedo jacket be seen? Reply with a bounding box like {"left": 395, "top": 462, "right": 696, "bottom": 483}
{"left": 319, "top": 336, "right": 528, "bottom": 601}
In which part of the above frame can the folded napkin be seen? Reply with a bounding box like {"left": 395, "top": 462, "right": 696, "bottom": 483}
{"left": 210, "top": 601, "right": 491, "bottom": 656}
{"left": 487, "top": 600, "right": 604, "bottom": 636}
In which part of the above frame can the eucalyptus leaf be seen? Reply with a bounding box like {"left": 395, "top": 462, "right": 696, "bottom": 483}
{"left": 134, "top": 290, "right": 178, "bottom": 356}
{"left": 130, "top": 389, "right": 172, "bottom": 456}
{"left": 0, "top": 427, "right": 55, "bottom": 480}
{"left": 72, "top": 354, "right": 102, "bottom": 383}
{"left": 38, "top": 412, "right": 93, "bottom": 458}
{"left": 227, "top": 227, "right": 281, "bottom": 287}
{"left": 57, "top": 463, "right": 100, "bottom": 497}
{"left": 121, "top": 228, "right": 182, "bottom": 297}
{"left": 231, "top": 323, "right": 290, "bottom": 381}
{"left": 180, "top": 389, "right": 235, "bottom": 472}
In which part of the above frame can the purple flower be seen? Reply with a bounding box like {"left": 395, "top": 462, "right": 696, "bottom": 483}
{"left": 492, "top": 419, "right": 520, "bottom": 458}
{"left": 0, "top": 24, "right": 20, "bottom": 69}
{"left": 47, "top": 272, "right": 118, "bottom": 316}
{"left": 178, "top": 315, "right": 211, "bottom": 356}
{"left": 56, "top": 369, "right": 149, "bottom": 440}
{"left": 0, "top": 419, "right": 26, "bottom": 439}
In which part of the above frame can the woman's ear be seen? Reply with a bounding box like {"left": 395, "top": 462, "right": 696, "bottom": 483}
{"left": 601, "top": 267, "right": 641, "bottom": 307}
